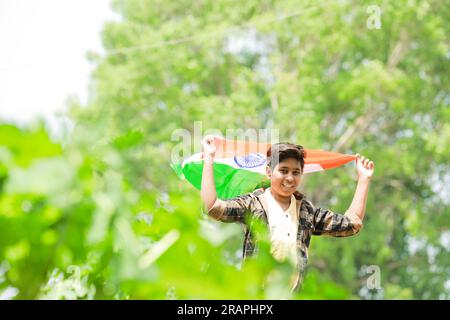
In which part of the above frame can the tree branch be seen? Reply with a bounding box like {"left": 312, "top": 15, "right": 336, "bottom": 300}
{"left": 387, "top": 28, "right": 409, "bottom": 71}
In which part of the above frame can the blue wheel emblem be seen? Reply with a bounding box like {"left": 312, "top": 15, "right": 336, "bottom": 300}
{"left": 234, "top": 153, "right": 266, "bottom": 168}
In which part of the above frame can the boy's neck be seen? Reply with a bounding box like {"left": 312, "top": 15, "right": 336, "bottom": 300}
{"left": 269, "top": 188, "right": 291, "bottom": 206}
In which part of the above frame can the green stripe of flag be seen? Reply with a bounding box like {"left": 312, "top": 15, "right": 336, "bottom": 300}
{"left": 172, "top": 161, "right": 270, "bottom": 199}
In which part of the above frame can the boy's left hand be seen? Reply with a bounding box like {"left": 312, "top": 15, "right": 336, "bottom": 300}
{"left": 356, "top": 154, "right": 374, "bottom": 180}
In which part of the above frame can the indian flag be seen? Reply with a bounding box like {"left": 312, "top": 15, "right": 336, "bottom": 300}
{"left": 172, "top": 137, "right": 356, "bottom": 199}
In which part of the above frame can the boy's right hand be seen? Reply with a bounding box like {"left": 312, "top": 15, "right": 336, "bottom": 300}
{"left": 202, "top": 135, "right": 217, "bottom": 160}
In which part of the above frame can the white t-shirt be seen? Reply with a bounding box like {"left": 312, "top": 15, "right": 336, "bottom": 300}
{"left": 264, "top": 188, "right": 298, "bottom": 266}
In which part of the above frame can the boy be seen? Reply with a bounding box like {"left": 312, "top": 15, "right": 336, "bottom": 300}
{"left": 201, "top": 135, "right": 374, "bottom": 291}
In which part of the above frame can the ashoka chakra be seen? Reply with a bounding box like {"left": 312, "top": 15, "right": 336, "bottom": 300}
{"left": 233, "top": 153, "right": 266, "bottom": 168}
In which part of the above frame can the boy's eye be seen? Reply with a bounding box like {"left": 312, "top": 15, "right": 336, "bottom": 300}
{"left": 279, "top": 170, "right": 301, "bottom": 175}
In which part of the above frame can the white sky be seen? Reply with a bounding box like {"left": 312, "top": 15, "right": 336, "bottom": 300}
{"left": 0, "top": 0, "right": 117, "bottom": 136}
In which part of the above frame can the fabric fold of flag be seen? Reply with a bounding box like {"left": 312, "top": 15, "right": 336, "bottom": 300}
{"left": 171, "top": 137, "right": 356, "bottom": 199}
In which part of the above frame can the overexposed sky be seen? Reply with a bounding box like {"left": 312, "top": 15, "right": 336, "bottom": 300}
{"left": 0, "top": 0, "right": 117, "bottom": 134}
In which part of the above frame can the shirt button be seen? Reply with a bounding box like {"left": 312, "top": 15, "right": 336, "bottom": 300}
{"left": 285, "top": 215, "right": 288, "bottom": 218}
{"left": 288, "top": 233, "right": 290, "bottom": 236}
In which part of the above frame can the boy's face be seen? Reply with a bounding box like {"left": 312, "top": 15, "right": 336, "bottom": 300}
{"left": 266, "top": 158, "right": 302, "bottom": 197}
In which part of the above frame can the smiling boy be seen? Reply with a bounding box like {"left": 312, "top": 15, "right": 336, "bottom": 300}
{"left": 201, "top": 135, "right": 374, "bottom": 291}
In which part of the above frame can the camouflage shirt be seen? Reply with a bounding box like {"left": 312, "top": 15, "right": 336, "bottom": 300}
{"left": 207, "top": 188, "right": 363, "bottom": 290}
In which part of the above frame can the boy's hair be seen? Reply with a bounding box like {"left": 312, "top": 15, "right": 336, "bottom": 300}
{"left": 266, "top": 143, "right": 306, "bottom": 172}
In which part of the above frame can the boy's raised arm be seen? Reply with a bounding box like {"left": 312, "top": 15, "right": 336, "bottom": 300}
{"left": 201, "top": 135, "right": 218, "bottom": 211}
{"left": 311, "top": 153, "right": 375, "bottom": 236}
{"left": 346, "top": 153, "right": 375, "bottom": 223}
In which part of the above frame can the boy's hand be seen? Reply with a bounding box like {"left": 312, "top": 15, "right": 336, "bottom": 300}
{"left": 202, "top": 135, "right": 217, "bottom": 161}
{"left": 355, "top": 154, "right": 374, "bottom": 180}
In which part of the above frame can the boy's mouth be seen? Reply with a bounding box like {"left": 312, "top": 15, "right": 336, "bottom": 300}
{"left": 282, "top": 184, "right": 295, "bottom": 189}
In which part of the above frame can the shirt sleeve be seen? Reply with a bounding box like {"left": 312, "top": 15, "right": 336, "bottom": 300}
{"left": 206, "top": 193, "right": 255, "bottom": 223}
{"left": 303, "top": 199, "right": 363, "bottom": 236}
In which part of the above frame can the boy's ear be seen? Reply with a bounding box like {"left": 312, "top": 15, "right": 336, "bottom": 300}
{"left": 266, "top": 165, "right": 272, "bottom": 178}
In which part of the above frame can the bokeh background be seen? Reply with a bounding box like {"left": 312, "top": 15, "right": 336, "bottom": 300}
{"left": 0, "top": 0, "right": 448, "bottom": 299}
